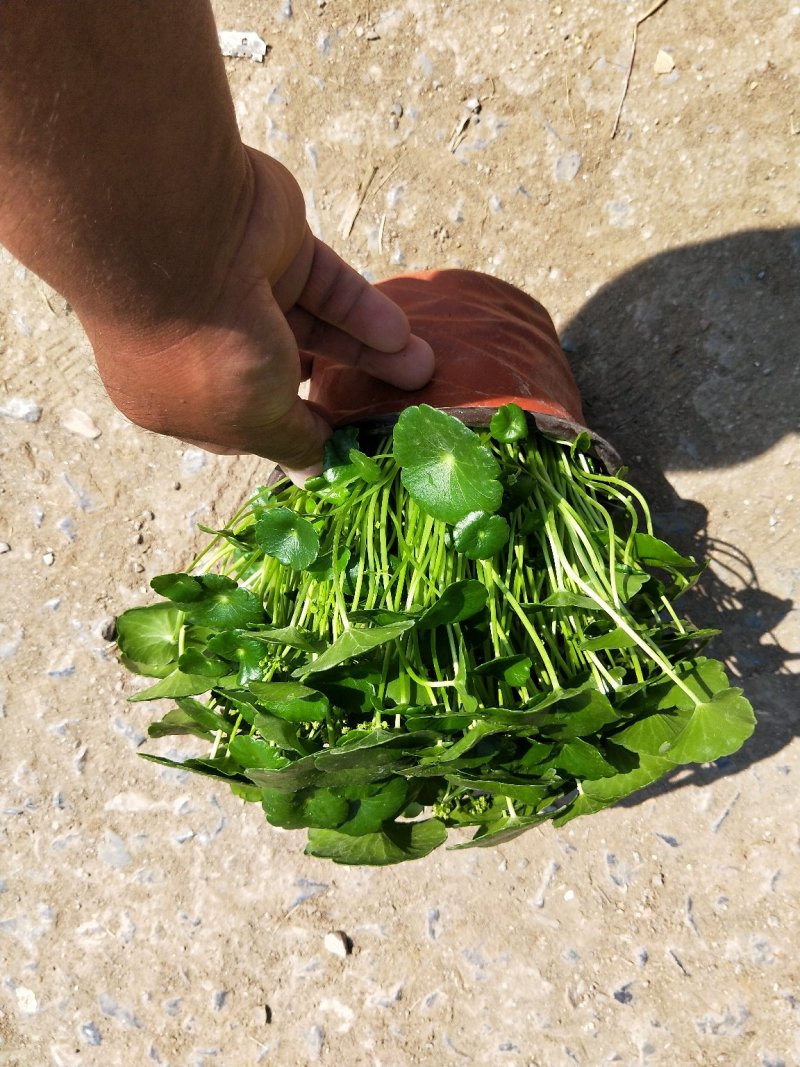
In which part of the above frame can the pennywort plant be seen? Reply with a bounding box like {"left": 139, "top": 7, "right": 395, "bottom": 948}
{"left": 117, "top": 404, "right": 755, "bottom": 865}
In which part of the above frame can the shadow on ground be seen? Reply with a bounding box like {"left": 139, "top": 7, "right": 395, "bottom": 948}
{"left": 562, "top": 227, "right": 800, "bottom": 799}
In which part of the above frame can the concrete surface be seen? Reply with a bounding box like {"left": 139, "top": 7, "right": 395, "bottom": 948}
{"left": 1, "top": 2, "right": 798, "bottom": 1065}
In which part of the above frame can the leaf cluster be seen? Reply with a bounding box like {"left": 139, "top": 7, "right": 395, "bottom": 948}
{"left": 117, "top": 404, "right": 755, "bottom": 865}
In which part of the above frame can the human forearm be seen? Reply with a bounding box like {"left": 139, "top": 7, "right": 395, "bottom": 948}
{"left": 0, "top": 1, "right": 268, "bottom": 341}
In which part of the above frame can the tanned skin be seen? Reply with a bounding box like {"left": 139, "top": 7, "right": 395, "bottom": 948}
{"left": 0, "top": 3, "right": 434, "bottom": 473}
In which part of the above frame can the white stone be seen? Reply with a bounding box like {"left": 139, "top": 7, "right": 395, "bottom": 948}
{"left": 61, "top": 408, "right": 101, "bottom": 439}
{"left": 324, "top": 930, "right": 350, "bottom": 958}
{"left": 218, "top": 30, "right": 268, "bottom": 62}
{"left": 15, "top": 985, "right": 38, "bottom": 1014}
{"left": 654, "top": 49, "right": 676, "bottom": 74}
{"left": 182, "top": 448, "right": 208, "bottom": 474}
{"left": 0, "top": 396, "right": 42, "bottom": 422}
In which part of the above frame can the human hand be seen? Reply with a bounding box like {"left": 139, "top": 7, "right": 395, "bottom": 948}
{"left": 90, "top": 147, "right": 434, "bottom": 475}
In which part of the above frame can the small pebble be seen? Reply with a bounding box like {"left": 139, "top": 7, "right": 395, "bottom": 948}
{"left": 0, "top": 542, "right": 10, "bottom": 554}
{"left": 80, "top": 1022, "right": 102, "bottom": 1046}
{"left": 324, "top": 930, "right": 351, "bottom": 958}
{"left": 61, "top": 408, "right": 101, "bottom": 439}
{"left": 252, "top": 1004, "right": 272, "bottom": 1025}
{"left": 654, "top": 49, "right": 675, "bottom": 74}
{"left": 15, "top": 986, "right": 38, "bottom": 1014}
{"left": 218, "top": 30, "right": 268, "bottom": 62}
{"left": 182, "top": 448, "right": 207, "bottom": 474}
{"left": 43, "top": 551, "right": 55, "bottom": 566}
{"left": 0, "top": 397, "right": 42, "bottom": 422}
{"left": 555, "top": 150, "right": 582, "bottom": 183}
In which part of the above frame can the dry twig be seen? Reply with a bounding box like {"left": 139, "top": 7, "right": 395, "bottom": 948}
{"left": 611, "top": 0, "right": 673, "bottom": 138}
{"left": 339, "top": 164, "right": 379, "bottom": 239}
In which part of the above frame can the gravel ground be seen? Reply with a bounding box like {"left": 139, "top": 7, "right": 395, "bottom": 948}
{"left": 1, "top": 2, "right": 798, "bottom": 1065}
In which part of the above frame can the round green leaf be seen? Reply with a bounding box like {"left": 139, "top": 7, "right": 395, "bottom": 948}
{"left": 392, "top": 405, "right": 502, "bottom": 524}
{"left": 151, "top": 572, "right": 264, "bottom": 628}
{"left": 453, "top": 511, "right": 510, "bottom": 559}
{"left": 186, "top": 575, "right": 264, "bottom": 628}
{"left": 661, "top": 688, "right": 756, "bottom": 764}
{"left": 115, "top": 602, "right": 182, "bottom": 676}
{"left": 322, "top": 425, "right": 359, "bottom": 471}
{"left": 254, "top": 507, "right": 320, "bottom": 569}
{"left": 207, "top": 631, "right": 268, "bottom": 684}
{"left": 489, "top": 402, "right": 528, "bottom": 442}
{"left": 305, "top": 818, "right": 448, "bottom": 865}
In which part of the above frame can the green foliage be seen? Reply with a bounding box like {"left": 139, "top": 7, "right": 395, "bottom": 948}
{"left": 305, "top": 819, "right": 448, "bottom": 865}
{"left": 392, "top": 404, "right": 502, "bottom": 522}
{"left": 489, "top": 402, "right": 528, "bottom": 443}
{"left": 119, "top": 405, "right": 755, "bottom": 865}
{"left": 452, "top": 511, "right": 510, "bottom": 559}
{"left": 116, "top": 602, "right": 183, "bottom": 678}
{"left": 254, "top": 508, "right": 319, "bottom": 569}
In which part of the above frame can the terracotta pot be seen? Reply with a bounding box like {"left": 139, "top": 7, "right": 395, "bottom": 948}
{"left": 307, "top": 268, "right": 619, "bottom": 469}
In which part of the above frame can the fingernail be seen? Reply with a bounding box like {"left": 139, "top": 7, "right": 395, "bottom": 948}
{"left": 283, "top": 461, "right": 323, "bottom": 487}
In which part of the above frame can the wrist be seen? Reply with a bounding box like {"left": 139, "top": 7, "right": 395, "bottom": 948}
{"left": 77, "top": 144, "right": 254, "bottom": 351}
{"left": 81, "top": 147, "right": 307, "bottom": 359}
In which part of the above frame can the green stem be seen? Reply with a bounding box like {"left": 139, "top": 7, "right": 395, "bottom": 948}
{"left": 547, "top": 524, "right": 699, "bottom": 704}
{"left": 487, "top": 570, "right": 561, "bottom": 690}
